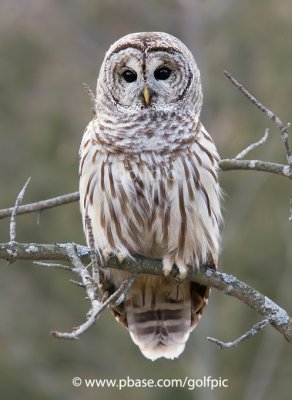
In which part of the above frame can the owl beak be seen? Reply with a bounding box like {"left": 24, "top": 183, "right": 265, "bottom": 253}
{"left": 143, "top": 85, "right": 151, "bottom": 105}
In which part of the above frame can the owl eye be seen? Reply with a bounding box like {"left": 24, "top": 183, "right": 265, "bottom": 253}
{"left": 122, "top": 70, "right": 137, "bottom": 83}
{"left": 154, "top": 67, "right": 171, "bottom": 80}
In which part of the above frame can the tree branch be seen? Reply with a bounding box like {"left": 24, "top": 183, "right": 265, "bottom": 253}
{"left": 51, "top": 243, "right": 136, "bottom": 340}
{"left": 207, "top": 318, "right": 271, "bottom": 349}
{"left": 51, "top": 278, "right": 134, "bottom": 340}
{"left": 9, "top": 178, "right": 31, "bottom": 242}
{"left": 0, "top": 191, "right": 79, "bottom": 219}
{"left": 84, "top": 213, "right": 101, "bottom": 289}
{"left": 0, "top": 241, "right": 291, "bottom": 345}
{"left": 219, "top": 159, "right": 292, "bottom": 178}
{"left": 235, "top": 129, "right": 269, "bottom": 160}
{"left": 224, "top": 70, "right": 292, "bottom": 165}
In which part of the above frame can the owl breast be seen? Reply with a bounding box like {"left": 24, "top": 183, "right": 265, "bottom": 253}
{"left": 79, "top": 113, "right": 221, "bottom": 269}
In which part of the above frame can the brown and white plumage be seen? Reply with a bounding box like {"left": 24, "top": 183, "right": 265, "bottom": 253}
{"left": 79, "top": 32, "right": 222, "bottom": 360}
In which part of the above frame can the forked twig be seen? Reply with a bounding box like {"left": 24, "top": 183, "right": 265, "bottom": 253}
{"left": 207, "top": 318, "right": 271, "bottom": 349}
{"left": 224, "top": 70, "right": 292, "bottom": 165}
{"left": 85, "top": 214, "right": 101, "bottom": 288}
{"left": 51, "top": 243, "right": 136, "bottom": 340}
{"left": 33, "top": 261, "right": 73, "bottom": 271}
{"left": 51, "top": 280, "right": 132, "bottom": 339}
{"left": 235, "top": 129, "right": 269, "bottom": 160}
{"left": 0, "top": 191, "right": 79, "bottom": 219}
{"left": 9, "top": 178, "right": 31, "bottom": 244}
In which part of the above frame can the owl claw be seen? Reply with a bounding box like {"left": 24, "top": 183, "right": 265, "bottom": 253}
{"left": 162, "top": 257, "right": 188, "bottom": 279}
{"left": 177, "top": 264, "right": 188, "bottom": 280}
{"left": 162, "top": 257, "right": 173, "bottom": 277}
{"left": 117, "top": 252, "right": 126, "bottom": 264}
{"left": 174, "top": 260, "right": 188, "bottom": 280}
{"left": 101, "top": 249, "right": 111, "bottom": 263}
{"left": 174, "top": 257, "right": 189, "bottom": 280}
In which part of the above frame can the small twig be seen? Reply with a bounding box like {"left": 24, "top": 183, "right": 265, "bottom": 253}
{"left": 224, "top": 70, "right": 292, "bottom": 165}
{"left": 219, "top": 159, "right": 292, "bottom": 179}
{"left": 61, "top": 242, "right": 132, "bottom": 337}
{"left": 33, "top": 261, "right": 73, "bottom": 272}
{"left": 69, "top": 279, "right": 86, "bottom": 289}
{"left": 9, "top": 178, "right": 31, "bottom": 243}
{"left": 207, "top": 318, "right": 270, "bottom": 349}
{"left": 66, "top": 243, "right": 97, "bottom": 304}
{"left": 235, "top": 129, "right": 269, "bottom": 160}
{"left": 111, "top": 272, "right": 137, "bottom": 307}
{"left": 82, "top": 82, "right": 96, "bottom": 116}
{"left": 52, "top": 277, "right": 135, "bottom": 340}
{"left": 0, "top": 191, "right": 79, "bottom": 219}
{"left": 85, "top": 214, "right": 100, "bottom": 287}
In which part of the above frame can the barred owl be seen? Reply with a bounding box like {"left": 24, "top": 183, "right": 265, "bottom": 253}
{"left": 79, "top": 32, "right": 222, "bottom": 360}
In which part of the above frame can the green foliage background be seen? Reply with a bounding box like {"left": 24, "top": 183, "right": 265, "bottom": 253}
{"left": 0, "top": 1, "right": 291, "bottom": 399}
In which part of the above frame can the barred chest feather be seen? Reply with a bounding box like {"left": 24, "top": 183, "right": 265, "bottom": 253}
{"left": 79, "top": 111, "right": 221, "bottom": 269}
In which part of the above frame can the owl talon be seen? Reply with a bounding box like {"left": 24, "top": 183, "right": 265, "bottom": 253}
{"left": 178, "top": 269, "right": 188, "bottom": 280}
{"left": 175, "top": 260, "right": 188, "bottom": 280}
{"left": 101, "top": 249, "right": 111, "bottom": 263}
{"left": 117, "top": 252, "right": 126, "bottom": 264}
{"left": 162, "top": 257, "right": 173, "bottom": 277}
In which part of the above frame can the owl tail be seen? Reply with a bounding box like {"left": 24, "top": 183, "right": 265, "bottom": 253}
{"left": 124, "top": 275, "right": 208, "bottom": 361}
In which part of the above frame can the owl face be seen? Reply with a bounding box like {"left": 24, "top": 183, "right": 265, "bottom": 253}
{"left": 97, "top": 32, "right": 202, "bottom": 114}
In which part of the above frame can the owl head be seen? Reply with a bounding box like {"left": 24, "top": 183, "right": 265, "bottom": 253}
{"left": 96, "top": 32, "right": 203, "bottom": 115}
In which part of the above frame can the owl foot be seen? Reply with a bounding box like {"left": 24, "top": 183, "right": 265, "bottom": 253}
{"left": 162, "top": 256, "right": 188, "bottom": 280}
{"left": 162, "top": 257, "right": 173, "bottom": 277}
{"left": 100, "top": 248, "right": 111, "bottom": 264}
{"left": 117, "top": 251, "right": 127, "bottom": 264}
{"left": 175, "top": 260, "right": 188, "bottom": 280}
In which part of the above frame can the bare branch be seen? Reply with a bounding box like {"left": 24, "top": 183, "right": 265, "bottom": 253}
{"left": 207, "top": 318, "right": 270, "bottom": 349}
{"left": 51, "top": 279, "right": 133, "bottom": 339}
{"left": 33, "top": 261, "right": 74, "bottom": 271}
{"left": 69, "top": 279, "right": 86, "bottom": 289}
{"left": 0, "top": 191, "right": 79, "bottom": 219}
{"left": 66, "top": 243, "right": 97, "bottom": 305}
{"left": 219, "top": 159, "right": 292, "bottom": 179}
{"left": 9, "top": 178, "right": 31, "bottom": 243}
{"left": 235, "top": 129, "right": 269, "bottom": 160}
{"left": 224, "top": 70, "right": 292, "bottom": 165}
{"left": 1, "top": 241, "right": 291, "bottom": 344}
{"left": 85, "top": 214, "right": 101, "bottom": 287}
{"left": 51, "top": 243, "right": 136, "bottom": 340}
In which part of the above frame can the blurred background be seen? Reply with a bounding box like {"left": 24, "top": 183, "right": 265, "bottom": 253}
{"left": 0, "top": 0, "right": 291, "bottom": 399}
